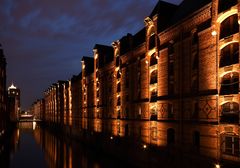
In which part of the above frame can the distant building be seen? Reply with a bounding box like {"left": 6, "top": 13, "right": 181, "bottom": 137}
{"left": 8, "top": 84, "right": 21, "bottom": 121}
{"left": 0, "top": 44, "right": 7, "bottom": 137}
{"left": 31, "top": 99, "right": 45, "bottom": 120}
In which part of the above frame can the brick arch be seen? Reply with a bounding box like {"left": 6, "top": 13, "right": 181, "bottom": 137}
{"left": 150, "top": 70, "right": 157, "bottom": 84}
{"left": 219, "top": 14, "right": 239, "bottom": 39}
{"left": 220, "top": 72, "right": 239, "bottom": 95}
{"left": 150, "top": 53, "right": 158, "bottom": 66}
{"left": 219, "top": 42, "right": 239, "bottom": 67}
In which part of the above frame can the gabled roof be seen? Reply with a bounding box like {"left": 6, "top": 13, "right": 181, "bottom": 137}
{"left": 150, "top": 0, "right": 178, "bottom": 18}
{"left": 82, "top": 56, "right": 94, "bottom": 75}
{"left": 117, "top": 0, "right": 212, "bottom": 54}
{"left": 133, "top": 28, "right": 146, "bottom": 49}
{"left": 169, "top": 0, "right": 212, "bottom": 25}
{"left": 94, "top": 44, "right": 114, "bottom": 68}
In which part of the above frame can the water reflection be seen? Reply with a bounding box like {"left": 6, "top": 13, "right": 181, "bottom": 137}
{"left": 0, "top": 122, "right": 128, "bottom": 168}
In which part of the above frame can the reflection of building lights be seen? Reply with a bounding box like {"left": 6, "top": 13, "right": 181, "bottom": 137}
{"left": 33, "top": 121, "right": 36, "bottom": 130}
{"left": 215, "top": 164, "right": 220, "bottom": 168}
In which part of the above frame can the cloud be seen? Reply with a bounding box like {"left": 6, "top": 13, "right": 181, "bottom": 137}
{"left": 0, "top": 0, "right": 183, "bottom": 109}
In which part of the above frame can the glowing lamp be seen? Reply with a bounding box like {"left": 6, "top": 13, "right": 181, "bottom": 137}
{"left": 211, "top": 30, "right": 217, "bottom": 36}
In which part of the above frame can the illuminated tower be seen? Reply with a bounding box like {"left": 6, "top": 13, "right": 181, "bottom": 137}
{"left": 8, "top": 83, "right": 21, "bottom": 121}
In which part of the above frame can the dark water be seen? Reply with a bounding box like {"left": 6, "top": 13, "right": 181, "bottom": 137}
{"left": 0, "top": 122, "right": 128, "bottom": 168}
{"left": 1, "top": 122, "right": 239, "bottom": 168}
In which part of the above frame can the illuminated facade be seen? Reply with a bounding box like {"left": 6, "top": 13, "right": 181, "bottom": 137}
{"left": 70, "top": 73, "right": 82, "bottom": 133}
{"left": 31, "top": 99, "right": 45, "bottom": 120}
{"left": 41, "top": 0, "right": 240, "bottom": 164}
{"left": 8, "top": 84, "right": 20, "bottom": 122}
{"left": 0, "top": 44, "right": 7, "bottom": 138}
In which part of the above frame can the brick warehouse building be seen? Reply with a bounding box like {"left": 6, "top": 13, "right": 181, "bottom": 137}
{"left": 39, "top": 0, "right": 239, "bottom": 164}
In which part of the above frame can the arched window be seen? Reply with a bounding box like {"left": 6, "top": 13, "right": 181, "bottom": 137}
{"left": 221, "top": 134, "right": 239, "bottom": 156}
{"left": 149, "top": 33, "right": 156, "bottom": 50}
{"left": 192, "top": 102, "right": 199, "bottom": 119}
{"left": 150, "top": 53, "right": 157, "bottom": 66}
{"left": 168, "top": 104, "right": 174, "bottom": 118}
{"left": 150, "top": 70, "right": 157, "bottom": 84}
{"left": 220, "top": 43, "right": 239, "bottom": 67}
{"left": 220, "top": 102, "right": 239, "bottom": 123}
{"left": 218, "top": 0, "right": 238, "bottom": 13}
{"left": 192, "top": 31, "right": 198, "bottom": 45}
{"left": 167, "top": 128, "right": 175, "bottom": 145}
{"left": 191, "top": 76, "right": 198, "bottom": 93}
{"left": 150, "top": 106, "right": 157, "bottom": 121}
{"left": 220, "top": 14, "right": 239, "bottom": 39}
{"left": 151, "top": 89, "right": 157, "bottom": 98}
{"left": 220, "top": 72, "right": 239, "bottom": 95}
{"left": 117, "top": 82, "right": 121, "bottom": 92}
{"left": 117, "top": 70, "right": 121, "bottom": 79}
{"left": 193, "top": 131, "right": 200, "bottom": 149}
{"left": 117, "top": 97, "right": 121, "bottom": 106}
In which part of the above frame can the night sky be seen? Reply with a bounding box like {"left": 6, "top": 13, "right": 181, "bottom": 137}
{"left": 0, "top": 0, "right": 182, "bottom": 110}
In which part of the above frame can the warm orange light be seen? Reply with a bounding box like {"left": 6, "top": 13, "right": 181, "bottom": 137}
{"left": 215, "top": 164, "right": 220, "bottom": 168}
{"left": 211, "top": 30, "right": 217, "bottom": 36}
{"left": 143, "top": 144, "right": 147, "bottom": 149}
{"left": 145, "top": 60, "right": 148, "bottom": 64}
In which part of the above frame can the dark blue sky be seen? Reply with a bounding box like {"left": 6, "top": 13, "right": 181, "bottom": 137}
{"left": 0, "top": 0, "right": 182, "bottom": 110}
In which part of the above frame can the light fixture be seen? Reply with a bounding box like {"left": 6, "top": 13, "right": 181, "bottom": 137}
{"left": 215, "top": 164, "right": 220, "bottom": 168}
{"left": 143, "top": 144, "right": 147, "bottom": 149}
{"left": 211, "top": 30, "right": 217, "bottom": 36}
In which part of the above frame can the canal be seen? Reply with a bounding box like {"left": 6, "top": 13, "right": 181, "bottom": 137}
{"left": 0, "top": 122, "right": 238, "bottom": 168}
{"left": 0, "top": 122, "right": 129, "bottom": 168}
